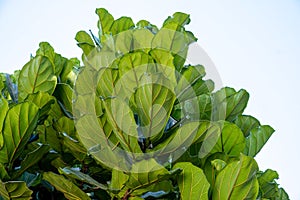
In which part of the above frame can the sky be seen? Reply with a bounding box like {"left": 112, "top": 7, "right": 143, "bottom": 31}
{"left": 0, "top": 0, "right": 300, "bottom": 198}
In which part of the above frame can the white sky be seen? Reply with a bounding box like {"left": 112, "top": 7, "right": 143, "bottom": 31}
{"left": 0, "top": 0, "right": 299, "bottom": 198}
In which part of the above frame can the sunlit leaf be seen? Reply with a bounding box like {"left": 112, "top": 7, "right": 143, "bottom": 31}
{"left": 18, "top": 56, "right": 57, "bottom": 101}
{"left": 173, "top": 162, "right": 210, "bottom": 200}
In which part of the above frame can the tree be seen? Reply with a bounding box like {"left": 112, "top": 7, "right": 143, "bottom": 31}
{"left": 0, "top": 8, "right": 289, "bottom": 200}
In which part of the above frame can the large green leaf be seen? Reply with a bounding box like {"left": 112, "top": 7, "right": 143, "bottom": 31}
{"left": 110, "top": 17, "right": 134, "bottom": 35}
{"left": 244, "top": 125, "right": 274, "bottom": 157}
{"left": 0, "top": 102, "right": 39, "bottom": 167}
{"left": 277, "top": 188, "right": 289, "bottom": 200}
{"left": 212, "top": 154, "right": 259, "bottom": 200}
{"left": 210, "top": 122, "right": 245, "bottom": 156}
{"left": 234, "top": 115, "right": 260, "bottom": 137}
{"left": 173, "top": 162, "right": 210, "bottom": 200}
{"left": 18, "top": 55, "right": 57, "bottom": 101}
{"left": 96, "top": 8, "right": 114, "bottom": 37}
{"left": 153, "top": 121, "right": 218, "bottom": 161}
{"left": 134, "top": 73, "right": 175, "bottom": 142}
{"left": 125, "top": 159, "right": 180, "bottom": 190}
{"left": 43, "top": 172, "right": 90, "bottom": 200}
{"left": 0, "top": 180, "right": 32, "bottom": 200}
{"left": 213, "top": 87, "right": 249, "bottom": 121}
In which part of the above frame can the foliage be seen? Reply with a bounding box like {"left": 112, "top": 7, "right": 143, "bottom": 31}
{"left": 0, "top": 8, "right": 289, "bottom": 200}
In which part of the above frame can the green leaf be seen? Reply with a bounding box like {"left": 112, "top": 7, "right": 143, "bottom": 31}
{"left": 244, "top": 125, "right": 274, "bottom": 157}
{"left": 175, "top": 65, "right": 214, "bottom": 102}
{"left": 257, "top": 169, "right": 279, "bottom": 199}
{"left": 125, "top": 159, "right": 178, "bottom": 190}
{"left": 43, "top": 171, "right": 90, "bottom": 200}
{"left": 13, "top": 144, "right": 50, "bottom": 179}
{"left": 163, "top": 12, "right": 191, "bottom": 27}
{"left": 54, "top": 83, "right": 74, "bottom": 115}
{"left": 210, "top": 122, "right": 245, "bottom": 156}
{"left": 96, "top": 8, "right": 114, "bottom": 37}
{"left": 277, "top": 188, "right": 289, "bottom": 200}
{"left": 0, "top": 102, "right": 39, "bottom": 166}
{"left": 173, "top": 162, "right": 210, "bottom": 200}
{"left": 213, "top": 87, "right": 249, "bottom": 121}
{"left": 18, "top": 55, "right": 57, "bottom": 101}
{"left": 0, "top": 98, "right": 9, "bottom": 148}
{"left": 234, "top": 115, "right": 260, "bottom": 137}
{"left": 212, "top": 154, "right": 259, "bottom": 200}
{"left": 118, "top": 51, "right": 156, "bottom": 95}
{"left": 58, "top": 167, "right": 107, "bottom": 190}
{"left": 110, "top": 17, "right": 135, "bottom": 35}
{"left": 154, "top": 121, "right": 218, "bottom": 161}
{"left": 75, "top": 31, "right": 95, "bottom": 56}
{"left": 134, "top": 73, "right": 175, "bottom": 142}
{"left": 0, "top": 163, "right": 9, "bottom": 181}
{"left": 0, "top": 180, "right": 32, "bottom": 200}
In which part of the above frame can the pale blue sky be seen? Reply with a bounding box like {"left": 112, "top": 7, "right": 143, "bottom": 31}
{"left": 0, "top": 0, "right": 299, "bottom": 198}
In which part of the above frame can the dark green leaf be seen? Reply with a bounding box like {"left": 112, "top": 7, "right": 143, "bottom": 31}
{"left": 0, "top": 180, "right": 32, "bottom": 200}
{"left": 13, "top": 144, "right": 50, "bottom": 179}
{"left": 43, "top": 171, "right": 90, "bottom": 200}
{"left": 58, "top": 167, "right": 107, "bottom": 190}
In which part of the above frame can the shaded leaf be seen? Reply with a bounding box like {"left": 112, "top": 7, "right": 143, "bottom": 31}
{"left": 43, "top": 171, "right": 90, "bottom": 200}
{"left": 0, "top": 180, "right": 32, "bottom": 200}
{"left": 13, "top": 144, "right": 50, "bottom": 179}
{"left": 58, "top": 167, "right": 107, "bottom": 190}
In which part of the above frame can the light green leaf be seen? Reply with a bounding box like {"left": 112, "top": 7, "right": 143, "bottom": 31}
{"left": 211, "top": 122, "right": 245, "bottom": 156}
{"left": 0, "top": 180, "right": 32, "bottom": 200}
{"left": 75, "top": 31, "right": 95, "bottom": 56}
{"left": 96, "top": 8, "right": 114, "bottom": 37}
{"left": 110, "top": 17, "right": 134, "bottom": 35}
{"left": 163, "top": 12, "right": 191, "bottom": 27}
{"left": 244, "top": 125, "right": 274, "bottom": 157}
{"left": 133, "top": 29, "right": 154, "bottom": 51}
{"left": 154, "top": 121, "right": 217, "bottom": 161}
{"left": 13, "top": 144, "right": 50, "bottom": 179}
{"left": 59, "top": 167, "right": 107, "bottom": 190}
{"left": 173, "top": 162, "right": 210, "bottom": 200}
{"left": 213, "top": 87, "right": 249, "bottom": 121}
{"left": 234, "top": 115, "right": 260, "bottom": 137}
{"left": 212, "top": 154, "right": 259, "bottom": 200}
{"left": 43, "top": 172, "right": 90, "bottom": 200}
{"left": 125, "top": 159, "right": 179, "bottom": 190}
{"left": 134, "top": 73, "right": 175, "bottom": 142}
{"left": 18, "top": 55, "right": 57, "bottom": 101}
{"left": 175, "top": 65, "right": 214, "bottom": 102}
{"left": 0, "top": 102, "right": 39, "bottom": 166}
